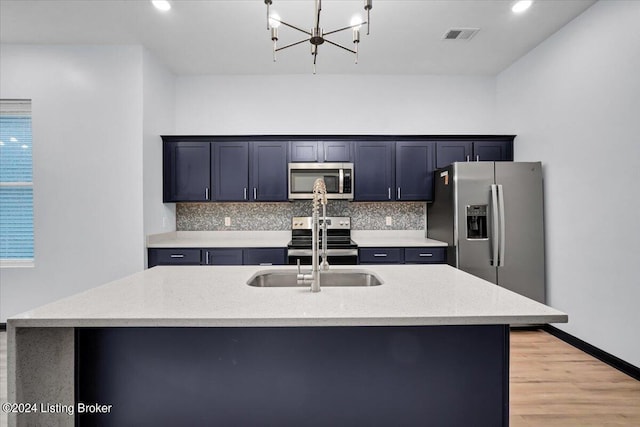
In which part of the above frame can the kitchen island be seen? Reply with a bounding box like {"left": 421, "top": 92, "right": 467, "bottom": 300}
{"left": 7, "top": 264, "right": 566, "bottom": 426}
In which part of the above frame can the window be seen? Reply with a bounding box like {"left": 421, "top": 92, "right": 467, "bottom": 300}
{"left": 0, "top": 100, "right": 34, "bottom": 266}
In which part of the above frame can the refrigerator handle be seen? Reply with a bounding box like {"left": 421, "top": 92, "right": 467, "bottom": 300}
{"left": 491, "top": 184, "right": 499, "bottom": 266}
{"left": 498, "top": 184, "right": 506, "bottom": 267}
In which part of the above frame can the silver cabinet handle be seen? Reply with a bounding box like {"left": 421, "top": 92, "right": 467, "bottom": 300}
{"left": 253, "top": 188, "right": 257, "bottom": 200}
{"left": 491, "top": 184, "right": 499, "bottom": 266}
{"left": 466, "top": 155, "right": 470, "bottom": 162}
{"left": 259, "top": 263, "right": 273, "bottom": 266}
{"left": 397, "top": 187, "right": 401, "bottom": 200}
{"left": 476, "top": 155, "right": 480, "bottom": 161}
{"left": 170, "top": 254, "right": 184, "bottom": 258}
{"left": 205, "top": 251, "right": 210, "bottom": 264}
{"left": 419, "top": 253, "right": 433, "bottom": 257}
{"left": 388, "top": 188, "right": 391, "bottom": 200}
{"left": 497, "top": 184, "right": 506, "bottom": 267}
{"left": 373, "top": 253, "right": 388, "bottom": 257}
{"left": 205, "top": 187, "right": 209, "bottom": 199}
{"left": 243, "top": 188, "right": 247, "bottom": 200}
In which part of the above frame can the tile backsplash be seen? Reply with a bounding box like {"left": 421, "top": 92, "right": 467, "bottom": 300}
{"left": 177, "top": 201, "right": 426, "bottom": 231}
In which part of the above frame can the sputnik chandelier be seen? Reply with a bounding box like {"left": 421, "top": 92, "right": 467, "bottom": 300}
{"left": 264, "top": 0, "right": 373, "bottom": 74}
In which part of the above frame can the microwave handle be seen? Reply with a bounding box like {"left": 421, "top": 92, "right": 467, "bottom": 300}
{"left": 339, "top": 168, "right": 344, "bottom": 194}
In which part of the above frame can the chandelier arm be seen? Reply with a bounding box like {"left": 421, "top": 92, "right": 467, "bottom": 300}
{"left": 324, "top": 22, "right": 367, "bottom": 37}
{"left": 323, "top": 39, "right": 357, "bottom": 55}
{"left": 275, "top": 38, "right": 312, "bottom": 52}
{"left": 272, "top": 19, "right": 312, "bottom": 36}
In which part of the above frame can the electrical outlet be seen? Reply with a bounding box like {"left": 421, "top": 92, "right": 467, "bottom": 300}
{"left": 224, "top": 217, "right": 231, "bottom": 227}
{"left": 385, "top": 216, "right": 392, "bottom": 226}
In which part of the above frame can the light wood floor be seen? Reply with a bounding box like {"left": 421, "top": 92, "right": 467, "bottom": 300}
{"left": 0, "top": 329, "right": 638, "bottom": 426}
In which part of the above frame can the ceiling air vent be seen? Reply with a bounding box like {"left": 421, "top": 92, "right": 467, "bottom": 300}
{"left": 443, "top": 28, "right": 479, "bottom": 41}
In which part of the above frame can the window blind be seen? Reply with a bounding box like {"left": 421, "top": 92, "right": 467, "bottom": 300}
{"left": 0, "top": 100, "right": 34, "bottom": 262}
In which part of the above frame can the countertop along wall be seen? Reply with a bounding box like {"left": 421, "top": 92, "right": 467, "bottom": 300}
{"left": 497, "top": 0, "right": 640, "bottom": 367}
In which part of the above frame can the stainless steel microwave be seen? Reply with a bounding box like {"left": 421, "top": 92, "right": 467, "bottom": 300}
{"left": 288, "top": 162, "right": 354, "bottom": 200}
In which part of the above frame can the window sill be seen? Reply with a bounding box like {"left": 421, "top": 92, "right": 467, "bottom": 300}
{"left": 0, "top": 259, "right": 35, "bottom": 268}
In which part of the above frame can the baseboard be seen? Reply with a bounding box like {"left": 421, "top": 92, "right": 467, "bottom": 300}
{"left": 544, "top": 324, "right": 640, "bottom": 381}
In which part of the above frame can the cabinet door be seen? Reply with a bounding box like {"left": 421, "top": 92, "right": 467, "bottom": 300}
{"left": 322, "top": 141, "right": 352, "bottom": 162}
{"left": 290, "top": 141, "right": 319, "bottom": 162}
{"left": 214, "top": 142, "right": 249, "bottom": 201}
{"left": 436, "top": 141, "right": 473, "bottom": 168}
{"left": 359, "top": 248, "right": 404, "bottom": 264}
{"left": 203, "top": 248, "right": 243, "bottom": 265}
{"left": 244, "top": 248, "right": 287, "bottom": 265}
{"left": 354, "top": 141, "right": 395, "bottom": 201}
{"left": 396, "top": 141, "right": 436, "bottom": 201}
{"left": 473, "top": 141, "right": 513, "bottom": 162}
{"left": 164, "top": 141, "right": 211, "bottom": 202}
{"left": 148, "top": 248, "right": 202, "bottom": 268}
{"left": 250, "top": 141, "right": 288, "bottom": 201}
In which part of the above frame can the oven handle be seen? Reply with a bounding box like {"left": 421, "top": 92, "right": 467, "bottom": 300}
{"left": 288, "top": 248, "right": 358, "bottom": 257}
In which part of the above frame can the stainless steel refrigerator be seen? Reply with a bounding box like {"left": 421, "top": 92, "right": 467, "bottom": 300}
{"left": 427, "top": 162, "right": 545, "bottom": 303}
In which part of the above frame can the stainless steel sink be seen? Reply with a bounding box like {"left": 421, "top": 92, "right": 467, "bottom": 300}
{"left": 246, "top": 269, "right": 383, "bottom": 287}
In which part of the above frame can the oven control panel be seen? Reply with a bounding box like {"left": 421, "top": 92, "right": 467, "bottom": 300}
{"left": 291, "top": 216, "right": 351, "bottom": 230}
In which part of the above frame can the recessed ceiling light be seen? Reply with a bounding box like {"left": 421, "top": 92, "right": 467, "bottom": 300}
{"left": 512, "top": 0, "right": 533, "bottom": 14}
{"left": 151, "top": 0, "right": 171, "bottom": 12}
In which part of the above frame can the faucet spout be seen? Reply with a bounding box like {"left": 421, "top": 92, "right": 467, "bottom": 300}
{"left": 310, "top": 178, "right": 328, "bottom": 293}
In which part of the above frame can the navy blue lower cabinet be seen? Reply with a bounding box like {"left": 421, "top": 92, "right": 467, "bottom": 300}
{"left": 76, "top": 325, "right": 510, "bottom": 427}
{"left": 243, "top": 248, "right": 287, "bottom": 265}
{"left": 404, "top": 247, "right": 446, "bottom": 264}
{"left": 203, "top": 248, "right": 243, "bottom": 265}
{"left": 359, "top": 248, "right": 404, "bottom": 264}
{"left": 147, "top": 248, "right": 202, "bottom": 267}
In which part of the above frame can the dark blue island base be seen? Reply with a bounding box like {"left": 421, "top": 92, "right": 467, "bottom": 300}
{"left": 76, "top": 325, "right": 510, "bottom": 427}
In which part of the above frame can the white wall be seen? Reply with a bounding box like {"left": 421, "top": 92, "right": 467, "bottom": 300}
{"left": 143, "top": 49, "right": 176, "bottom": 242}
{"left": 497, "top": 0, "right": 640, "bottom": 367}
{"left": 0, "top": 45, "right": 146, "bottom": 321}
{"left": 176, "top": 75, "right": 497, "bottom": 134}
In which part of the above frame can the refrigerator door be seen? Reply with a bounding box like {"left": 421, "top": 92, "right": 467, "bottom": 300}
{"left": 452, "top": 162, "right": 498, "bottom": 284}
{"left": 494, "top": 162, "right": 545, "bottom": 303}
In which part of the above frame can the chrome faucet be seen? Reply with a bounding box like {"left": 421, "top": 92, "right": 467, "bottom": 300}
{"left": 296, "top": 178, "right": 328, "bottom": 292}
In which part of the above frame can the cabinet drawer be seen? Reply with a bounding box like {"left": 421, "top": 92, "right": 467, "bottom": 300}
{"left": 404, "top": 247, "right": 446, "bottom": 264}
{"left": 244, "top": 248, "right": 287, "bottom": 265}
{"left": 359, "top": 248, "right": 404, "bottom": 264}
{"left": 148, "top": 248, "right": 202, "bottom": 267}
{"left": 203, "top": 248, "right": 243, "bottom": 265}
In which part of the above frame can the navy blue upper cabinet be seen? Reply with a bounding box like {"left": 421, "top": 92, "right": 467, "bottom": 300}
{"left": 473, "top": 141, "right": 513, "bottom": 162}
{"left": 436, "top": 141, "right": 473, "bottom": 169}
{"left": 322, "top": 141, "right": 352, "bottom": 162}
{"left": 213, "top": 142, "right": 250, "bottom": 201}
{"left": 354, "top": 141, "right": 395, "bottom": 201}
{"left": 163, "top": 141, "right": 211, "bottom": 202}
{"left": 435, "top": 140, "right": 513, "bottom": 168}
{"left": 396, "top": 141, "right": 436, "bottom": 201}
{"left": 290, "top": 141, "right": 319, "bottom": 162}
{"left": 290, "top": 141, "right": 352, "bottom": 162}
{"left": 250, "top": 141, "right": 288, "bottom": 201}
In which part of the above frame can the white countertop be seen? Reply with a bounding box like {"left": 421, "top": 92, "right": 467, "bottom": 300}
{"left": 351, "top": 230, "right": 447, "bottom": 247}
{"left": 146, "top": 230, "right": 447, "bottom": 248}
{"left": 147, "top": 231, "right": 291, "bottom": 248}
{"left": 9, "top": 264, "right": 566, "bottom": 328}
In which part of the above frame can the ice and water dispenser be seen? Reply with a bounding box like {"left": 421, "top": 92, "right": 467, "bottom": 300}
{"left": 466, "top": 205, "right": 488, "bottom": 239}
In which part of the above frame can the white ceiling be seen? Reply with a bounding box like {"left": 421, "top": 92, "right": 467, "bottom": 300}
{"left": 0, "top": 0, "right": 596, "bottom": 76}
